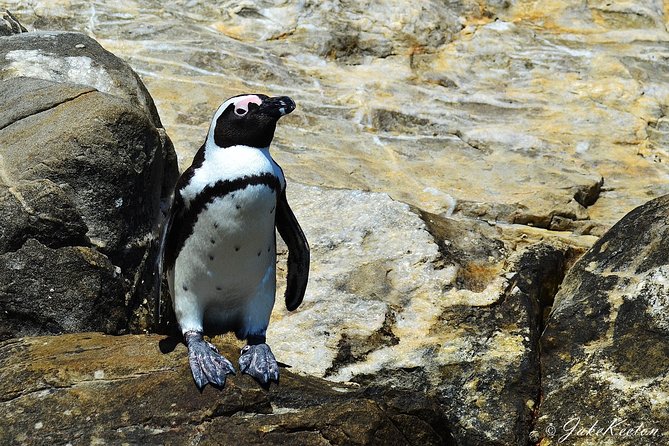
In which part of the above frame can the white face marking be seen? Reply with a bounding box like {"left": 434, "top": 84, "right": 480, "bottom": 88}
{"left": 206, "top": 94, "right": 263, "bottom": 147}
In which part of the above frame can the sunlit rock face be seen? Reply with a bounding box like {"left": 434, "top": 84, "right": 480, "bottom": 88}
{"left": 7, "top": 0, "right": 669, "bottom": 238}
{"left": 270, "top": 184, "right": 576, "bottom": 445}
{"left": 536, "top": 194, "right": 669, "bottom": 446}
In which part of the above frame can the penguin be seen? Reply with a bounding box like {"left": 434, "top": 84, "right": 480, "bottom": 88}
{"left": 160, "top": 94, "right": 309, "bottom": 389}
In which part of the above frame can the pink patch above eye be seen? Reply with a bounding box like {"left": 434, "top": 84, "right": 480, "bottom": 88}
{"left": 233, "top": 95, "right": 263, "bottom": 114}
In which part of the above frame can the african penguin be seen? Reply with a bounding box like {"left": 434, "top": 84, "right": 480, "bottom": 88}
{"left": 160, "top": 94, "right": 309, "bottom": 389}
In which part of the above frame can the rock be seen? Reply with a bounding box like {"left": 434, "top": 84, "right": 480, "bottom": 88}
{"left": 261, "top": 183, "right": 578, "bottom": 445}
{"left": 0, "top": 179, "right": 88, "bottom": 253}
{"left": 0, "top": 77, "right": 160, "bottom": 262}
{"left": 0, "top": 30, "right": 163, "bottom": 128}
{"left": 0, "top": 240, "right": 126, "bottom": 341}
{"left": 0, "top": 333, "right": 453, "bottom": 446}
{"left": 0, "top": 20, "right": 181, "bottom": 335}
{"left": 0, "top": 74, "right": 177, "bottom": 333}
{"left": 534, "top": 194, "right": 669, "bottom": 445}
{"left": 6, "top": 1, "right": 667, "bottom": 242}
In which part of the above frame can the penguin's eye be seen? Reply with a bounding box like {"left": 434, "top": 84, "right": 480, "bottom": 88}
{"left": 234, "top": 108, "right": 247, "bottom": 117}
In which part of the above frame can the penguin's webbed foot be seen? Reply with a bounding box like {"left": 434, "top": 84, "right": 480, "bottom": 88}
{"left": 238, "top": 343, "right": 279, "bottom": 386}
{"left": 185, "top": 331, "right": 235, "bottom": 390}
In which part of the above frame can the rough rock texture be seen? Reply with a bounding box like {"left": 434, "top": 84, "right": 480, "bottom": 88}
{"left": 0, "top": 30, "right": 163, "bottom": 127}
{"left": 0, "top": 333, "right": 453, "bottom": 446}
{"left": 6, "top": 1, "right": 668, "bottom": 239}
{"left": 0, "top": 77, "right": 166, "bottom": 265}
{"left": 263, "top": 183, "right": 578, "bottom": 445}
{"left": 0, "top": 9, "right": 26, "bottom": 36}
{"left": 0, "top": 178, "right": 88, "bottom": 253}
{"left": 0, "top": 240, "right": 126, "bottom": 340}
{"left": 0, "top": 29, "right": 179, "bottom": 335}
{"left": 534, "top": 195, "right": 669, "bottom": 446}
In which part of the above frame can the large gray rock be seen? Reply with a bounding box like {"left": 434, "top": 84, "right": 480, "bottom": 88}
{"left": 0, "top": 30, "right": 163, "bottom": 127}
{"left": 0, "top": 77, "right": 166, "bottom": 264}
{"left": 0, "top": 28, "right": 179, "bottom": 335}
{"left": 0, "top": 333, "right": 453, "bottom": 446}
{"left": 534, "top": 194, "right": 669, "bottom": 445}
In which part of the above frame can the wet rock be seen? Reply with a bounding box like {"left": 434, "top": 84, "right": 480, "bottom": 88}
{"left": 534, "top": 194, "right": 669, "bottom": 446}
{"left": 0, "top": 240, "right": 126, "bottom": 341}
{"left": 0, "top": 333, "right": 453, "bottom": 446}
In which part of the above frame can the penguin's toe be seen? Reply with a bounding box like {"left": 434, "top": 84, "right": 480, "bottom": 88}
{"left": 238, "top": 343, "right": 280, "bottom": 386}
{"left": 187, "top": 337, "right": 236, "bottom": 390}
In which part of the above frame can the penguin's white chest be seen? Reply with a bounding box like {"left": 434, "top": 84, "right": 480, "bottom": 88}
{"left": 172, "top": 145, "right": 285, "bottom": 316}
{"left": 181, "top": 184, "right": 277, "bottom": 302}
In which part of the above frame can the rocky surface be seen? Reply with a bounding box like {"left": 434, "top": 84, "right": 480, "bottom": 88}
{"left": 0, "top": 333, "right": 453, "bottom": 446}
{"left": 0, "top": 240, "right": 126, "bottom": 340}
{"left": 0, "top": 30, "right": 163, "bottom": 127}
{"left": 2, "top": 3, "right": 669, "bottom": 446}
{"left": 0, "top": 9, "right": 26, "bottom": 36}
{"left": 0, "top": 31, "right": 179, "bottom": 336}
{"left": 534, "top": 194, "right": 669, "bottom": 446}
{"left": 266, "top": 183, "right": 579, "bottom": 445}
{"left": 6, "top": 1, "right": 669, "bottom": 239}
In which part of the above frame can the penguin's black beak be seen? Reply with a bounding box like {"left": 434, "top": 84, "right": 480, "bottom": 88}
{"left": 259, "top": 96, "right": 296, "bottom": 119}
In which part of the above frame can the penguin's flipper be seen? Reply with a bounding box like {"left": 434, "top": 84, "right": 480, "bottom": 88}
{"left": 154, "top": 192, "right": 174, "bottom": 329}
{"left": 275, "top": 189, "right": 310, "bottom": 311}
{"left": 154, "top": 190, "right": 183, "bottom": 333}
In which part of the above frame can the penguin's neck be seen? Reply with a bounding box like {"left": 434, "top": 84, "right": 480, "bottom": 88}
{"left": 181, "top": 143, "right": 277, "bottom": 204}
{"left": 204, "top": 141, "right": 270, "bottom": 160}
{"left": 203, "top": 143, "right": 273, "bottom": 176}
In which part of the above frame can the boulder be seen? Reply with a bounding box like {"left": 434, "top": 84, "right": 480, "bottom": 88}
{"left": 534, "top": 195, "right": 669, "bottom": 445}
{"left": 0, "top": 333, "right": 453, "bottom": 446}
{"left": 0, "top": 30, "right": 163, "bottom": 128}
{"left": 0, "top": 26, "right": 179, "bottom": 335}
{"left": 0, "top": 77, "right": 167, "bottom": 267}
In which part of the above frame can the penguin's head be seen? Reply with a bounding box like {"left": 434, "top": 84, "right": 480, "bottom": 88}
{"left": 208, "top": 94, "right": 296, "bottom": 149}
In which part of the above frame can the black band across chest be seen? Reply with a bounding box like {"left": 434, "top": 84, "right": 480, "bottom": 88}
{"left": 164, "top": 172, "right": 282, "bottom": 271}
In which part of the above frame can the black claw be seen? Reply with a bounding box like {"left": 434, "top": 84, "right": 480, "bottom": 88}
{"left": 238, "top": 343, "right": 280, "bottom": 386}
{"left": 185, "top": 331, "right": 236, "bottom": 390}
